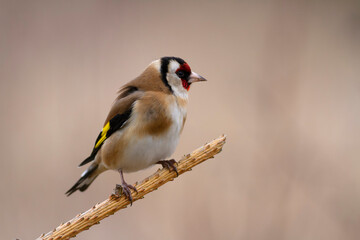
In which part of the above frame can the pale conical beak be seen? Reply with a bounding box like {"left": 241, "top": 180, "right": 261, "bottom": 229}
{"left": 188, "top": 72, "right": 207, "bottom": 83}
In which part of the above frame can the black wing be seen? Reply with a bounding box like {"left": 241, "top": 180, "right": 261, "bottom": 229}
{"left": 78, "top": 109, "right": 132, "bottom": 167}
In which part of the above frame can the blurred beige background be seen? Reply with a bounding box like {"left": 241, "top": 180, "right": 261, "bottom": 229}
{"left": 1, "top": 0, "right": 360, "bottom": 239}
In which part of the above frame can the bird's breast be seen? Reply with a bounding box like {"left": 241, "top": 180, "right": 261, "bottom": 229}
{"left": 114, "top": 94, "right": 188, "bottom": 172}
{"left": 131, "top": 93, "right": 187, "bottom": 137}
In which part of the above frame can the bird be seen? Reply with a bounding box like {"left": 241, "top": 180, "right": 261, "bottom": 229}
{"left": 66, "top": 56, "right": 206, "bottom": 203}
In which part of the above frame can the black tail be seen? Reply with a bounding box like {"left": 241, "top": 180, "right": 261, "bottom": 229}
{"left": 78, "top": 155, "right": 95, "bottom": 167}
{"left": 66, "top": 163, "right": 99, "bottom": 196}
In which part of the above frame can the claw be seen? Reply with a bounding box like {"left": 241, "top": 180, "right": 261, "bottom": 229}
{"left": 157, "top": 159, "right": 179, "bottom": 176}
{"left": 115, "top": 169, "right": 138, "bottom": 205}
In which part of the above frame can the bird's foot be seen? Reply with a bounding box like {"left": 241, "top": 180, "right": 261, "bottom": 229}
{"left": 113, "top": 183, "right": 138, "bottom": 205}
{"left": 157, "top": 159, "right": 179, "bottom": 176}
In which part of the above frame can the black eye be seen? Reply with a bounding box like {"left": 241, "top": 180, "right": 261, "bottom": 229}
{"left": 176, "top": 70, "right": 185, "bottom": 78}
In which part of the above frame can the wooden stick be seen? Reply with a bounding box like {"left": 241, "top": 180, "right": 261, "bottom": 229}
{"left": 38, "top": 135, "right": 226, "bottom": 240}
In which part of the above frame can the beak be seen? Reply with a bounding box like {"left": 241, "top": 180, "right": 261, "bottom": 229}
{"left": 188, "top": 72, "right": 207, "bottom": 83}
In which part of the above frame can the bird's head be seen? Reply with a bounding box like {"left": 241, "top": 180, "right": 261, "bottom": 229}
{"left": 151, "top": 56, "right": 206, "bottom": 97}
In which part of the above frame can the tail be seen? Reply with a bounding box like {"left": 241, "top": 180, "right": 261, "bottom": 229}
{"left": 66, "top": 163, "right": 102, "bottom": 196}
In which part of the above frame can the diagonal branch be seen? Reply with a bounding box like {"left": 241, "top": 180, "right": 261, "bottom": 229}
{"left": 38, "top": 135, "right": 227, "bottom": 240}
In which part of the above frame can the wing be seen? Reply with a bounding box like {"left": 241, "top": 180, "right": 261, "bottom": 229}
{"left": 79, "top": 87, "right": 143, "bottom": 166}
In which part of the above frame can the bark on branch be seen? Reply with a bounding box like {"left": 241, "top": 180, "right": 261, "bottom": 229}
{"left": 38, "top": 135, "right": 227, "bottom": 240}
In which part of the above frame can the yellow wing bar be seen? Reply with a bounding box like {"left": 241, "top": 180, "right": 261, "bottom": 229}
{"left": 95, "top": 122, "right": 110, "bottom": 149}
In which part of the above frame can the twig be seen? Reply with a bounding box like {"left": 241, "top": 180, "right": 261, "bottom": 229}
{"left": 37, "top": 135, "right": 227, "bottom": 240}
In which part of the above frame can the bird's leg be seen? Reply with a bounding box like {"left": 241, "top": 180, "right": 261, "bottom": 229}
{"left": 114, "top": 169, "right": 138, "bottom": 205}
{"left": 157, "top": 159, "right": 179, "bottom": 176}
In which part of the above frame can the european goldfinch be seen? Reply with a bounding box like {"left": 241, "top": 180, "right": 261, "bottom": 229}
{"left": 66, "top": 57, "right": 206, "bottom": 202}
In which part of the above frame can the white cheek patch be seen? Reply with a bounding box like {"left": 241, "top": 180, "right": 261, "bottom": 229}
{"left": 166, "top": 60, "right": 188, "bottom": 98}
{"left": 168, "top": 61, "right": 180, "bottom": 73}
{"left": 167, "top": 73, "right": 188, "bottom": 98}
